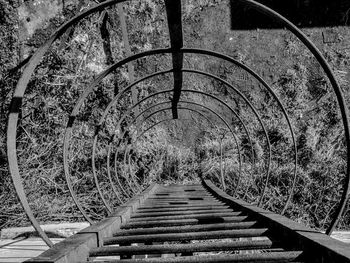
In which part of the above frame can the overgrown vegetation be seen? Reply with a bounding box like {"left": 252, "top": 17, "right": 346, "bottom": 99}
{"left": 1, "top": 0, "right": 349, "bottom": 233}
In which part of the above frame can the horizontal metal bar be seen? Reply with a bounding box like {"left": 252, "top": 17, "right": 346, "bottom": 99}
{"left": 89, "top": 251, "right": 303, "bottom": 263}
{"left": 155, "top": 190, "right": 208, "bottom": 193}
{"left": 158, "top": 189, "right": 205, "bottom": 191}
{"left": 129, "top": 212, "right": 244, "bottom": 222}
{"left": 154, "top": 192, "right": 209, "bottom": 195}
{"left": 145, "top": 199, "right": 213, "bottom": 202}
{"left": 131, "top": 209, "right": 235, "bottom": 218}
{"left": 104, "top": 228, "right": 268, "bottom": 245}
{"left": 142, "top": 203, "right": 224, "bottom": 207}
{"left": 135, "top": 206, "right": 231, "bottom": 213}
{"left": 159, "top": 189, "right": 207, "bottom": 192}
{"left": 114, "top": 221, "right": 259, "bottom": 236}
{"left": 147, "top": 197, "right": 212, "bottom": 200}
{"left": 90, "top": 239, "right": 275, "bottom": 256}
{"left": 122, "top": 216, "right": 249, "bottom": 229}
{"left": 152, "top": 194, "right": 209, "bottom": 197}
{"left": 158, "top": 190, "right": 208, "bottom": 193}
{"left": 143, "top": 200, "right": 220, "bottom": 203}
{"left": 145, "top": 202, "right": 219, "bottom": 205}
{"left": 139, "top": 204, "right": 226, "bottom": 209}
{"left": 149, "top": 198, "right": 215, "bottom": 200}
{"left": 163, "top": 183, "right": 203, "bottom": 188}
{"left": 157, "top": 189, "right": 207, "bottom": 191}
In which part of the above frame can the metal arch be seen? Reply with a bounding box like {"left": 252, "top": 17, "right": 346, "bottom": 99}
{"left": 104, "top": 68, "right": 278, "bottom": 216}
{"left": 66, "top": 48, "right": 295, "bottom": 214}
{"left": 107, "top": 89, "right": 254, "bottom": 194}
{"left": 91, "top": 69, "right": 251, "bottom": 208}
{"left": 237, "top": 0, "right": 350, "bottom": 236}
{"left": 95, "top": 68, "right": 270, "bottom": 203}
{"left": 127, "top": 101, "right": 242, "bottom": 190}
{"left": 121, "top": 103, "right": 242, "bottom": 191}
{"left": 92, "top": 67, "right": 252, "bottom": 184}
{"left": 94, "top": 47, "right": 295, "bottom": 212}
{"left": 63, "top": 51, "right": 275, "bottom": 222}
{"left": 10, "top": 46, "right": 285, "bottom": 243}
{"left": 7, "top": 0, "right": 347, "bottom": 245}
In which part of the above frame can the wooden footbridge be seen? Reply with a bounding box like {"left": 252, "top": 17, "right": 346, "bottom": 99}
{"left": 5, "top": 0, "right": 350, "bottom": 262}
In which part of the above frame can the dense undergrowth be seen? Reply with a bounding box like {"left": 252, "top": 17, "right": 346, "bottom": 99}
{"left": 1, "top": 0, "right": 350, "bottom": 233}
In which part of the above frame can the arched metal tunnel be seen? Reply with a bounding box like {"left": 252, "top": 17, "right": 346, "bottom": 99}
{"left": 6, "top": 0, "right": 350, "bottom": 261}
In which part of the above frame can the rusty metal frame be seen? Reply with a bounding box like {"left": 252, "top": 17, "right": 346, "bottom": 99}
{"left": 6, "top": 0, "right": 349, "bottom": 248}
